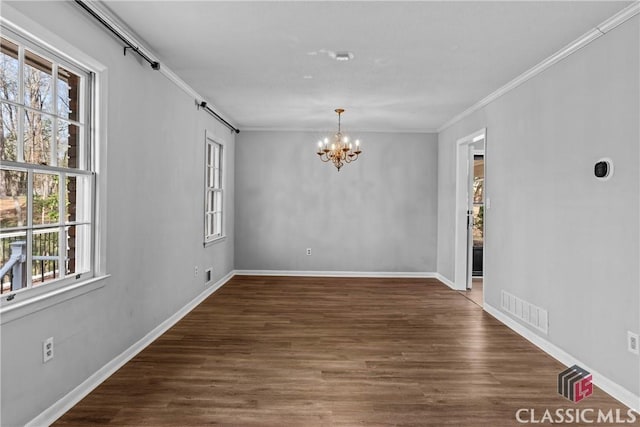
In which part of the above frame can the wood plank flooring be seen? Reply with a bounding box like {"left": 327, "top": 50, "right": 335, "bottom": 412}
{"left": 459, "top": 279, "right": 483, "bottom": 307}
{"left": 55, "top": 276, "right": 635, "bottom": 426}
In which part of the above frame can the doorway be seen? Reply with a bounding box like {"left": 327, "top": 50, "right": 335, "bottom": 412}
{"left": 454, "top": 129, "right": 486, "bottom": 298}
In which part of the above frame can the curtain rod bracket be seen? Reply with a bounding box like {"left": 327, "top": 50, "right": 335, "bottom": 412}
{"left": 76, "top": 0, "right": 160, "bottom": 71}
{"left": 196, "top": 100, "right": 239, "bottom": 134}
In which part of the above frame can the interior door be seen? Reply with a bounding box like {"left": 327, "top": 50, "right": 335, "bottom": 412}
{"left": 466, "top": 146, "right": 474, "bottom": 289}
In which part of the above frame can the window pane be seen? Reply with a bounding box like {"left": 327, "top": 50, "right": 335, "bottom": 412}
{"left": 65, "top": 174, "right": 91, "bottom": 224}
{"left": 0, "top": 169, "right": 28, "bottom": 228}
{"left": 57, "top": 120, "right": 80, "bottom": 168}
{"left": 33, "top": 172, "right": 59, "bottom": 226}
{"left": 65, "top": 224, "right": 90, "bottom": 276}
{"left": 0, "top": 231, "right": 27, "bottom": 294}
{"left": 214, "top": 212, "right": 222, "bottom": 236}
{"left": 0, "top": 38, "right": 19, "bottom": 102}
{"left": 207, "top": 143, "right": 213, "bottom": 168}
{"left": 57, "top": 66, "right": 80, "bottom": 122}
{"left": 24, "top": 110, "right": 53, "bottom": 165}
{"left": 214, "top": 191, "right": 222, "bottom": 213}
{"left": 214, "top": 167, "right": 221, "bottom": 189}
{"left": 1, "top": 102, "right": 18, "bottom": 162}
{"left": 207, "top": 213, "right": 214, "bottom": 238}
{"left": 208, "top": 191, "right": 214, "bottom": 213}
{"left": 32, "top": 228, "right": 59, "bottom": 287}
{"left": 24, "top": 49, "right": 53, "bottom": 113}
{"left": 207, "top": 165, "right": 214, "bottom": 188}
{"left": 213, "top": 144, "right": 220, "bottom": 167}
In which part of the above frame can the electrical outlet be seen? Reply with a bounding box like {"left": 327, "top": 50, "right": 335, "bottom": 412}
{"left": 628, "top": 331, "right": 639, "bottom": 355}
{"left": 194, "top": 266, "right": 198, "bottom": 277}
{"left": 43, "top": 337, "right": 54, "bottom": 363}
{"left": 306, "top": 248, "right": 311, "bottom": 256}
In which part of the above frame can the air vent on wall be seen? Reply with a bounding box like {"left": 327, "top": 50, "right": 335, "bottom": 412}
{"left": 501, "top": 290, "right": 548, "bottom": 334}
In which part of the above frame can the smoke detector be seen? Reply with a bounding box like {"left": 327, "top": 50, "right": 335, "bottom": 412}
{"left": 332, "top": 51, "right": 354, "bottom": 61}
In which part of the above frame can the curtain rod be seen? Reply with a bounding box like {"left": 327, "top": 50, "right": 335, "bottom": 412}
{"left": 199, "top": 102, "right": 240, "bottom": 134}
{"left": 74, "top": 0, "right": 160, "bottom": 70}
{"left": 74, "top": 0, "right": 239, "bottom": 134}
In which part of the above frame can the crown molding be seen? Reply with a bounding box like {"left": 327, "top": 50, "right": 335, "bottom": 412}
{"left": 437, "top": 1, "right": 640, "bottom": 133}
{"left": 240, "top": 127, "right": 439, "bottom": 134}
{"left": 597, "top": 1, "right": 640, "bottom": 33}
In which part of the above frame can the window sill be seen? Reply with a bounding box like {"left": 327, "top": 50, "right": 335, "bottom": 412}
{"left": 204, "top": 236, "right": 227, "bottom": 248}
{"left": 0, "top": 274, "right": 110, "bottom": 325}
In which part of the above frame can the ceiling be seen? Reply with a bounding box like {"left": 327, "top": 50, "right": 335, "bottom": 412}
{"left": 103, "top": 1, "right": 631, "bottom": 132}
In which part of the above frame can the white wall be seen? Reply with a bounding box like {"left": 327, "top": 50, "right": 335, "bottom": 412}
{"left": 235, "top": 131, "right": 438, "bottom": 273}
{"left": 437, "top": 16, "right": 639, "bottom": 398}
{"left": 0, "top": 3, "right": 235, "bottom": 426}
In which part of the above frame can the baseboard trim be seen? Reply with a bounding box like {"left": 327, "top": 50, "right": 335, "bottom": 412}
{"left": 26, "top": 270, "right": 236, "bottom": 427}
{"left": 234, "top": 270, "right": 438, "bottom": 279}
{"left": 434, "top": 273, "right": 456, "bottom": 289}
{"left": 484, "top": 303, "right": 640, "bottom": 412}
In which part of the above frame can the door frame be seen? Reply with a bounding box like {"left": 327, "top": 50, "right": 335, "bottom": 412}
{"left": 454, "top": 128, "right": 486, "bottom": 291}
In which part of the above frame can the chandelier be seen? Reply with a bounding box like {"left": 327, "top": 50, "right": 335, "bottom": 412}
{"left": 316, "top": 108, "right": 362, "bottom": 171}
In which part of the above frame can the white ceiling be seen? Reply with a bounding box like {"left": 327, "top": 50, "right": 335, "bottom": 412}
{"left": 103, "top": 1, "right": 631, "bottom": 132}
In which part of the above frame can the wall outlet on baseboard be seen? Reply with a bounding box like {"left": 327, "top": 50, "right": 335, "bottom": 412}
{"left": 306, "top": 248, "right": 311, "bottom": 256}
{"left": 628, "top": 331, "right": 639, "bottom": 355}
{"left": 43, "top": 337, "right": 54, "bottom": 363}
{"left": 194, "top": 266, "right": 198, "bottom": 277}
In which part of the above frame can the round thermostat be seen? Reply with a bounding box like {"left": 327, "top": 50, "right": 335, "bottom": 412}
{"left": 594, "top": 158, "right": 613, "bottom": 181}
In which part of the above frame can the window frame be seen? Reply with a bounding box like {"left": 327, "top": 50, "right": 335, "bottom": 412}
{"left": 204, "top": 131, "right": 224, "bottom": 245}
{"left": 0, "top": 20, "right": 107, "bottom": 323}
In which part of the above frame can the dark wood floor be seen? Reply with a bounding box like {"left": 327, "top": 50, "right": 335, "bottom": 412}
{"left": 55, "top": 276, "right": 633, "bottom": 426}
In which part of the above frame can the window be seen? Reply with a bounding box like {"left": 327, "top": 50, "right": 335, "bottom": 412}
{"left": 204, "top": 134, "right": 223, "bottom": 243}
{"left": 0, "top": 31, "right": 94, "bottom": 297}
